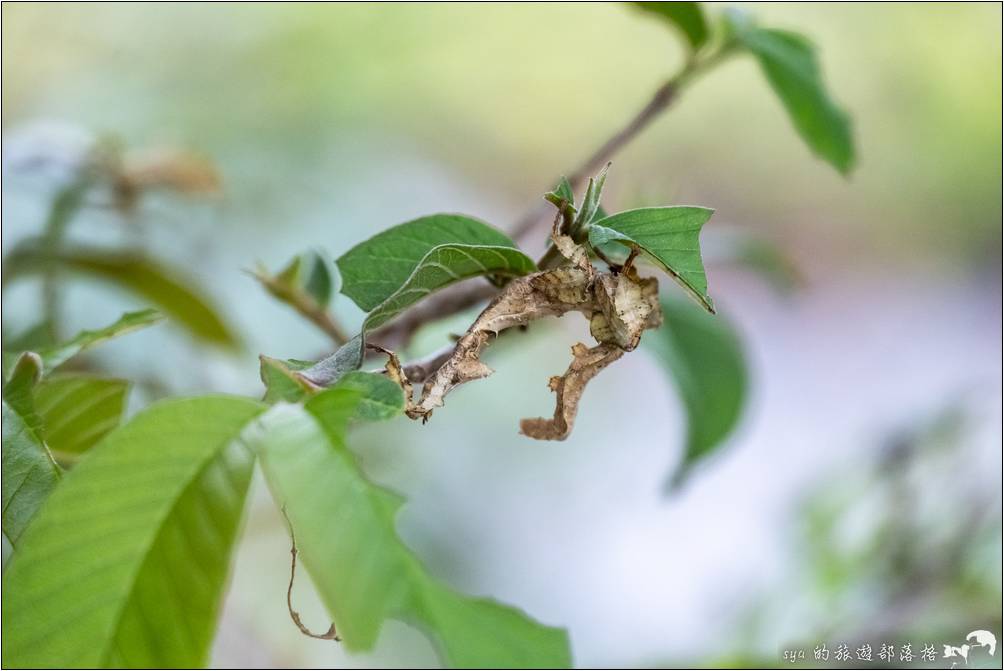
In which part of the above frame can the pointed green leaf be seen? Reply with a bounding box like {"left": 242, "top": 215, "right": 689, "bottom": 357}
{"left": 338, "top": 214, "right": 536, "bottom": 332}
{"left": 544, "top": 176, "right": 576, "bottom": 212}
{"left": 2, "top": 245, "right": 240, "bottom": 348}
{"left": 1, "top": 396, "right": 265, "bottom": 667}
{"left": 634, "top": 2, "right": 709, "bottom": 51}
{"left": 30, "top": 309, "right": 163, "bottom": 374}
{"left": 726, "top": 14, "right": 854, "bottom": 174}
{"left": 647, "top": 299, "right": 747, "bottom": 490}
{"left": 34, "top": 375, "right": 130, "bottom": 455}
{"left": 246, "top": 391, "right": 571, "bottom": 668}
{"left": 277, "top": 249, "right": 339, "bottom": 308}
{"left": 588, "top": 207, "right": 716, "bottom": 312}
{"left": 2, "top": 352, "right": 61, "bottom": 547}
{"left": 574, "top": 165, "right": 610, "bottom": 231}
{"left": 260, "top": 352, "right": 404, "bottom": 422}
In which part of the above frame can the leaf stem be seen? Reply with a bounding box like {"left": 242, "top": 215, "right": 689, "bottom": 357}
{"left": 251, "top": 270, "right": 350, "bottom": 346}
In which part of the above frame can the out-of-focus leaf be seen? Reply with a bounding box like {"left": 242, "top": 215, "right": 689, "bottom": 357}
{"left": 588, "top": 207, "right": 716, "bottom": 312}
{"left": 34, "top": 374, "right": 130, "bottom": 455}
{"left": 2, "top": 245, "right": 239, "bottom": 348}
{"left": 726, "top": 12, "right": 855, "bottom": 174}
{"left": 634, "top": 2, "right": 709, "bottom": 51}
{"left": 269, "top": 248, "right": 339, "bottom": 310}
{"left": 647, "top": 298, "right": 747, "bottom": 490}
{"left": 338, "top": 214, "right": 536, "bottom": 331}
{"left": 731, "top": 236, "right": 803, "bottom": 293}
{"left": 1, "top": 353, "right": 61, "bottom": 547}
{"left": 31, "top": 309, "right": 163, "bottom": 373}
{"left": 246, "top": 390, "right": 572, "bottom": 667}
{"left": 1, "top": 396, "right": 265, "bottom": 667}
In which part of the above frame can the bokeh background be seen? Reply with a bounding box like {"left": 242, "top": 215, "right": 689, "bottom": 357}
{"left": 2, "top": 2, "right": 1001, "bottom": 667}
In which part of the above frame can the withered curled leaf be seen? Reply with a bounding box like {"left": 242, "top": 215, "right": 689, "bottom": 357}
{"left": 397, "top": 228, "right": 665, "bottom": 439}
{"left": 519, "top": 342, "right": 625, "bottom": 440}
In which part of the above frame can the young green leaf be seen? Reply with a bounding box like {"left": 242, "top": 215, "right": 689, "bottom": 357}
{"left": 634, "top": 2, "right": 709, "bottom": 51}
{"left": 31, "top": 309, "right": 163, "bottom": 373}
{"left": 2, "top": 352, "right": 61, "bottom": 547}
{"left": 588, "top": 207, "right": 716, "bottom": 312}
{"left": 247, "top": 390, "right": 572, "bottom": 668}
{"left": 646, "top": 299, "right": 747, "bottom": 490}
{"left": 34, "top": 374, "right": 130, "bottom": 455}
{"left": 544, "top": 176, "right": 576, "bottom": 212}
{"left": 2, "top": 245, "right": 240, "bottom": 348}
{"left": 1, "top": 396, "right": 265, "bottom": 668}
{"left": 726, "top": 13, "right": 855, "bottom": 174}
{"left": 574, "top": 164, "right": 610, "bottom": 231}
{"left": 337, "top": 214, "right": 536, "bottom": 331}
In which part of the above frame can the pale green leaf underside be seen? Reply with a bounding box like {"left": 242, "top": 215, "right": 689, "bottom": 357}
{"left": 647, "top": 299, "right": 747, "bottom": 490}
{"left": 337, "top": 214, "right": 536, "bottom": 330}
{"left": 1, "top": 396, "right": 265, "bottom": 668}
{"left": 34, "top": 374, "right": 130, "bottom": 455}
{"left": 588, "top": 207, "right": 715, "bottom": 312}
{"left": 2, "top": 352, "right": 61, "bottom": 548}
{"left": 247, "top": 392, "right": 571, "bottom": 668}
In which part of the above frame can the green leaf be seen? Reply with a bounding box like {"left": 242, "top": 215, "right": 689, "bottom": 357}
{"left": 544, "top": 176, "right": 576, "bottom": 212}
{"left": 1, "top": 396, "right": 265, "bottom": 668}
{"left": 2, "top": 352, "right": 61, "bottom": 547}
{"left": 573, "top": 164, "right": 609, "bottom": 231}
{"left": 31, "top": 309, "right": 163, "bottom": 373}
{"left": 588, "top": 207, "right": 716, "bottom": 312}
{"left": 259, "top": 355, "right": 315, "bottom": 403}
{"left": 647, "top": 299, "right": 747, "bottom": 490}
{"left": 634, "top": 2, "right": 709, "bottom": 51}
{"left": 726, "top": 13, "right": 855, "bottom": 174}
{"left": 332, "top": 371, "right": 405, "bottom": 421}
{"left": 2, "top": 244, "right": 240, "bottom": 348}
{"left": 246, "top": 391, "right": 571, "bottom": 668}
{"left": 277, "top": 249, "right": 339, "bottom": 308}
{"left": 338, "top": 214, "right": 536, "bottom": 331}
{"left": 34, "top": 374, "right": 130, "bottom": 455}
{"left": 299, "top": 333, "right": 367, "bottom": 388}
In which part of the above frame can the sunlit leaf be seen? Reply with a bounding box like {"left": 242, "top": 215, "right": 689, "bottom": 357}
{"left": 31, "top": 309, "right": 163, "bottom": 373}
{"left": 647, "top": 298, "right": 747, "bottom": 490}
{"left": 726, "top": 12, "right": 855, "bottom": 174}
{"left": 34, "top": 374, "right": 130, "bottom": 455}
{"left": 246, "top": 390, "right": 572, "bottom": 668}
{"left": 338, "top": 214, "right": 536, "bottom": 331}
{"left": 634, "top": 2, "right": 709, "bottom": 51}
{"left": 332, "top": 371, "right": 405, "bottom": 421}
{"left": 588, "top": 207, "right": 716, "bottom": 312}
{"left": 2, "top": 245, "right": 240, "bottom": 348}
{"left": 1, "top": 352, "right": 61, "bottom": 547}
{"left": 1, "top": 396, "right": 265, "bottom": 667}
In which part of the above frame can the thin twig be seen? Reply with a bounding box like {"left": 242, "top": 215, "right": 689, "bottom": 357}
{"left": 358, "top": 51, "right": 730, "bottom": 355}
{"left": 280, "top": 507, "right": 340, "bottom": 642}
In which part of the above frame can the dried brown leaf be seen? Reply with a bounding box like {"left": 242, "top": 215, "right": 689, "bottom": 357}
{"left": 519, "top": 342, "right": 625, "bottom": 440}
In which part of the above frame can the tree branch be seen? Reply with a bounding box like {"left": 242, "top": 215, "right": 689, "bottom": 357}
{"left": 363, "top": 51, "right": 729, "bottom": 359}
{"left": 251, "top": 269, "right": 351, "bottom": 346}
